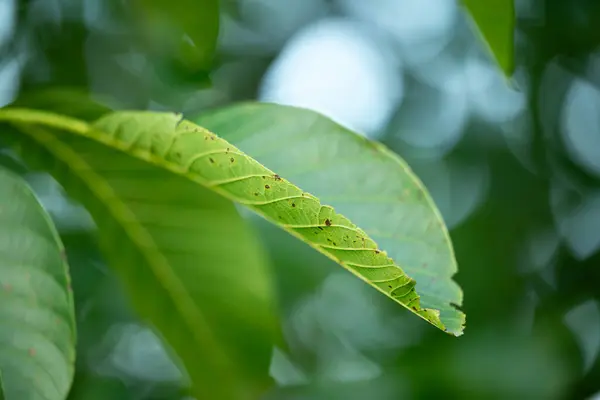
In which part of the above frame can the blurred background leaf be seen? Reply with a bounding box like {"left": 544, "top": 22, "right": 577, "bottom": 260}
{"left": 132, "top": 0, "right": 219, "bottom": 80}
{"left": 462, "top": 0, "right": 515, "bottom": 76}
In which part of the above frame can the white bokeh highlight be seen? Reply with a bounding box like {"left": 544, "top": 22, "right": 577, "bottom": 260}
{"left": 561, "top": 76, "right": 600, "bottom": 179}
{"left": 551, "top": 183, "right": 600, "bottom": 260}
{"left": 339, "top": 0, "right": 457, "bottom": 66}
{"left": 0, "top": 0, "right": 19, "bottom": 107}
{"left": 564, "top": 301, "right": 600, "bottom": 373}
{"left": 260, "top": 19, "right": 403, "bottom": 138}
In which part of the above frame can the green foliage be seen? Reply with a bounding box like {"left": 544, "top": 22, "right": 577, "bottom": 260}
{"left": 135, "top": 0, "right": 220, "bottom": 74}
{"left": 195, "top": 103, "right": 465, "bottom": 334}
{"left": 5, "top": 0, "right": 600, "bottom": 398}
{"left": 0, "top": 111, "right": 279, "bottom": 399}
{"left": 462, "top": 0, "right": 515, "bottom": 75}
{"left": 0, "top": 167, "right": 76, "bottom": 400}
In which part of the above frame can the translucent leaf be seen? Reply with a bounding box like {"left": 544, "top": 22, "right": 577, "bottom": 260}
{"left": 195, "top": 103, "right": 465, "bottom": 335}
{"left": 462, "top": 0, "right": 515, "bottom": 76}
{"left": 0, "top": 167, "right": 76, "bottom": 399}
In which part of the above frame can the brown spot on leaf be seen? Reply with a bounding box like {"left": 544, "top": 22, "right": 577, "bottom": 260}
{"left": 210, "top": 136, "right": 215, "bottom": 140}
{"left": 325, "top": 219, "right": 332, "bottom": 226}
{"left": 230, "top": 157, "right": 235, "bottom": 163}
{"left": 254, "top": 192, "right": 259, "bottom": 196}
{"left": 29, "top": 348, "right": 36, "bottom": 356}
{"left": 273, "top": 174, "right": 281, "bottom": 181}
{"left": 375, "top": 250, "right": 380, "bottom": 254}
{"left": 292, "top": 203, "right": 296, "bottom": 207}
{"left": 209, "top": 158, "right": 215, "bottom": 163}
{"left": 265, "top": 184, "right": 270, "bottom": 189}
{"left": 318, "top": 227, "right": 323, "bottom": 231}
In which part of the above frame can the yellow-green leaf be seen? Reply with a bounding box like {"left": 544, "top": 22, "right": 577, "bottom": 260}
{"left": 195, "top": 103, "right": 465, "bottom": 335}
{"left": 0, "top": 167, "right": 76, "bottom": 399}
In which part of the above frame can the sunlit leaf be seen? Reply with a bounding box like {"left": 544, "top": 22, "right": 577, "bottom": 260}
{"left": 0, "top": 167, "right": 76, "bottom": 399}
{"left": 462, "top": 0, "right": 515, "bottom": 76}
{"left": 195, "top": 103, "right": 465, "bottom": 335}
{"left": 0, "top": 110, "right": 279, "bottom": 399}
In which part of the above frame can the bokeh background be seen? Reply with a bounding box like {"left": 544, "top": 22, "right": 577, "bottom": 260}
{"left": 2, "top": 0, "right": 600, "bottom": 399}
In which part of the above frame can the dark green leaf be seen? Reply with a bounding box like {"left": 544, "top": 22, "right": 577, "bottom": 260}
{"left": 134, "top": 0, "right": 220, "bottom": 73}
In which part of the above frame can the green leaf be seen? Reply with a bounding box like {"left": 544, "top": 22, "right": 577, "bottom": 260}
{"left": 0, "top": 106, "right": 464, "bottom": 338}
{"left": 462, "top": 0, "right": 515, "bottom": 76}
{"left": 135, "top": 0, "right": 220, "bottom": 73}
{"left": 194, "top": 103, "right": 465, "bottom": 335}
{"left": 0, "top": 167, "right": 76, "bottom": 399}
{"left": 0, "top": 111, "right": 279, "bottom": 399}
